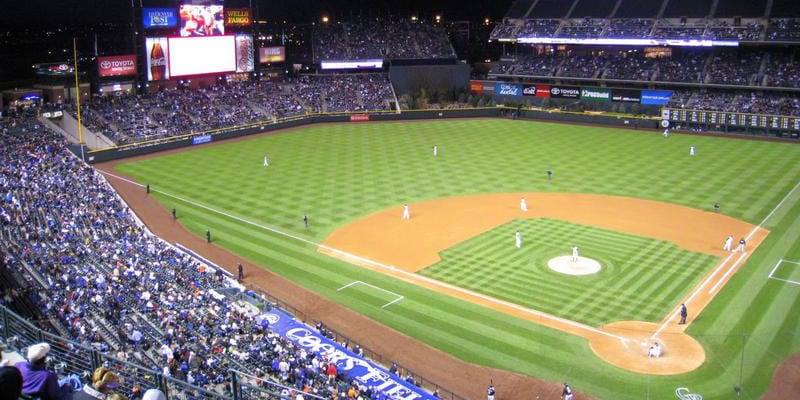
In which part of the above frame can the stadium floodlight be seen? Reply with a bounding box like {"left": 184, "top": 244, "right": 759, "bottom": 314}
{"left": 515, "top": 37, "right": 739, "bottom": 47}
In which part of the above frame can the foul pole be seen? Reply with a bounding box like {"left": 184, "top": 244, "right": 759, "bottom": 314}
{"left": 73, "top": 37, "right": 85, "bottom": 161}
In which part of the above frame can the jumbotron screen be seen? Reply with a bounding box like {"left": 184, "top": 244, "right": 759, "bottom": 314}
{"left": 168, "top": 36, "right": 236, "bottom": 77}
{"left": 179, "top": 4, "right": 225, "bottom": 36}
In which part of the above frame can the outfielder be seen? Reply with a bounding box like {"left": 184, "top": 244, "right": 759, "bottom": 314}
{"left": 402, "top": 204, "right": 410, "bottom": 220}
{"left": 723, "top": 235, "right": 733, "bottom": 252}
{"left": 263, "top": 155, "right": 270, "bottom": 167}
{"left": 689, "top": 145, "right": 696, "bottom": 156}
{"left": 520, "top": 197, "right": 528, "bottom": 212}
{"left": 433, "top": 144, "right": 438, "bottom": 157}
{"left": 663, "top": 128, "right": 669, "bottom": 138}
{"left": 571, "top": 245, "right": 579, "bottom": 262}
{"left": 515, "top": 231, "right": 522, "bottom": 249}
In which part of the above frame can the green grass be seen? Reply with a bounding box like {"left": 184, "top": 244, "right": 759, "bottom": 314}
{"left": 420, "top": 218, "right": 718, "bottom": 326}
{"left": 116, "top": 119, "right": 800, "bottom": 399}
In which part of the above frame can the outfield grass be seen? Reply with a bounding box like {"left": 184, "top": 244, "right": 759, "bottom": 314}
{"left": 420, "top": 218, "right": 718, "bottom": 326}
{"left": 116, "top": 119, "right": 800, "bottom": 399}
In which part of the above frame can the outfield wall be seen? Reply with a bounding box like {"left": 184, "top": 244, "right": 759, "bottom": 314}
{"left": 81, "top": 108, "right": 658, "bottom": 164}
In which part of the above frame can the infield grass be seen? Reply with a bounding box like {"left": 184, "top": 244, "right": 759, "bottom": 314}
{"left": 116, "top": 119, "right": 800, "bottom": 400}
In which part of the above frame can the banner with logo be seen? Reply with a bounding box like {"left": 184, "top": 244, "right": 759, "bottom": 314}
{"left": 350, "top": 114, "right": 370, "bottom": 122}
{"left": 469, "top": 80, "right": 483, "bottom": 94}
{"left": 611, "top": 89, "right": 641, "bottom": 103}
{"left": 98, "top": 55, "right": 137, "bottom": 77}
{"left": 259, "top": 309, "right": 435, "bottom": 400}
{"left": 142, "top": 8, "right": 178, "bottom": 29}
{"left": 580, "top": 87, "right": 611, "bottom": 102}
{"left": 495, "top": 82, "right": 521, "bottom": 96}
{"left": 641, "top": 90, "right": 674, "bottom": 105}
{"left": 522, "top": 84, "right": 550, "bottom": 98}
{"left": 235, "top": 35, "right": 254, "bottom": 73}
{"left": 225, "top": 8, "right": 252, "bottom": 26}
{"left": 549, "top": 85, "right": 580, "bottom": 99}
{"left": 259, "top": 46, "right": 286, "bottom": 63}
{"left": 482, "top": 81, "right": 495, "bottom": 94}
{"left": 145, "top": 37, "right": 170, "bottom": 81}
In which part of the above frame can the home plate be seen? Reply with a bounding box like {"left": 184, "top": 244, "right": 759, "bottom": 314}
{"left": 548, "top": 256, "right": 602, "bottom": 275}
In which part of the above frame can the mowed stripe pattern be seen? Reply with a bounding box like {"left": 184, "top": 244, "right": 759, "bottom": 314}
{"left": 116, "top": 119, "right": 800, "bottom": 400}
{"left": 420, "top": 218, "right": 718, "bottom": 326}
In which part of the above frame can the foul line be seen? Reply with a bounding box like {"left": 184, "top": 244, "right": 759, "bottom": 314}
{"left": 100, "top": 170, "right": 627, "bottom": 343}
{"left": 768, "top": 259, "right": 800, "bottom": 285}
{"left": 337, "top": 280, "right": 405, "bottom": 309}
{"left": 652, "top": 179, "right": 800, "bottom": 340}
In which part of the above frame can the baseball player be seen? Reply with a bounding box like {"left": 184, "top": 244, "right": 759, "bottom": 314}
{"left": 263, "top": 155, "right": 270, "bottom": 167}
{"left": 648, "top": 342, "right": 662, "bottom": 358}
{"left": 520, "top": 197, "right": 528, "bottom": 212}
{"left": 679, "top": 303, "right": 688, "bottom": 325}
{"left": 689, "top": 145, "right": 696, "bottom": 156}
{"left": 402, "top": 204, "right": 410, "bottom": 220}
{"left": 663, "top": 128, "right": 669, "bottom": 138}
{"left": 738, "top": 238, "right": 746, "bottom": 252}
{"left": 571, "top": 245, "right": 579, "bottom": 262}
{"left": 723, "top": 235, "right": 733, "bottom": 252}
{"left": 515, "top": 231, "right": 522, "bottom": 249}
{"left": 487, "top": 384, "right": 495, "bottom": 400}
{"left": 562, "top": 383, "right": 573, "bottom": 400}
{"left": 433, "top": 144, "right": 438, "bottom": 157}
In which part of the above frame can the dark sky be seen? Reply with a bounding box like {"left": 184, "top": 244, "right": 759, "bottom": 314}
{"left": 2, "top": 0, "right": 513, "bottom": 27}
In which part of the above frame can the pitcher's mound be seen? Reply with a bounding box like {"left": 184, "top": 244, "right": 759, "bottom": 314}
{"left": 548, "top": 256, "right": 601, "bottom": 275}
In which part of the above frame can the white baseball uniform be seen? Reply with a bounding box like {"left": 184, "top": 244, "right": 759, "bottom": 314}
{"left": 663, "top": 128, "right": 669, "bottom": 137}
{"left": 402, "top": 204, "right": 410, "bottom": 220}
{"left": 520, "top": 198, "right": 528, "bottom": 212}
{"left": 689, "top": 146, "right": 696, "bottom": 156}
{"left": 572, "top": 246, "right": 579, "bottom": 262}
{"left": 723, "top": 235, "right": 733, "bottom": 251}
{"left": 515, "top": 231, "right": 522, "bottom": 248}
{"left": 433, "top": 145, "right": 438, "bottom": 157}
{"left": 263, "top": 156, "right": 269, "bottom": 167}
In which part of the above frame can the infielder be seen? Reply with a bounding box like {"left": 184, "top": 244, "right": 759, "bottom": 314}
{"left": 689, "top": 145, "right": 696, "bottom": 156}
{"left": 515, "top": 231, "right": 522, "bottom": 249}
{"left": 562, "top": 383, "right": 573, "bottom": 400}
{"left": 263, "top": 155, "right": 270, "bottom": 167}
{"left": 520, "top": 197, "right": 528, "bottom": 212}
{"left": 433, "top": 144, "right": 438, "bottom": 157}
{"left": 402, "top": 204, "right": 410, "bottom": 220}
{"left": 738, "top": 238, "right": 746, "bottom": 252}
{"left": 648, "top": 342, "right": 662, "bottom": 358}
{"left": 571, "top": 245, "right": 579, "bottom": 262}
{"left": 487, "top": 384, "right": 495, "bottom": 400}
{"left": 723, "top": 235, "right": 733, "bottom": 252}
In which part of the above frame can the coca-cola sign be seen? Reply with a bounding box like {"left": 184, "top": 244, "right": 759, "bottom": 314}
{"left": 98, "top": 55, "right": 137, "bottom": 77}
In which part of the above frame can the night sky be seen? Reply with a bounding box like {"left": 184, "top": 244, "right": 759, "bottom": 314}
{"left": 2, "top": 0, "right": 513, "bottom": 27}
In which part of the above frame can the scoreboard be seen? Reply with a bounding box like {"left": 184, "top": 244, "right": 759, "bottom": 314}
{"left": 664, "top": 108, "right": 800, "bottom": 130}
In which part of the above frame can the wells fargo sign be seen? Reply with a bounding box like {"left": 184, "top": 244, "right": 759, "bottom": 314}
{"left": 225, "top": 8, "right": 252, "bottom": 26}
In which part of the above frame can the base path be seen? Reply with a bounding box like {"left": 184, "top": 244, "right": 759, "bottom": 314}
{"left": 321, "top": 192, "right": 769, "bottom": 374}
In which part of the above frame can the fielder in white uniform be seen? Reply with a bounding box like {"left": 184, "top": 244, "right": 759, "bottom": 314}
{"left": 723, "top": 235, "right": 733, "bottom": 251}
{"left": 402, "top": 204, "right": 410, "bottom": 220}
{"left": 648, "top": 342, "right": 662, "bottom": 358}
{"left": 520, "top": 197, "right": 528, "bottom": 212}
{"left": 689, "top": 145, "right": 696, "bottom": 156}
{"left": 263, "top": 155, "right": 270, "bottom": 167}
{"left": 572, "top": 245, "right": 579, "bottom": 262}
{"left": 515, "top": 231, "right": 522, "bottom": 248}
{"left": 433, "top": 144, "right": 438, "bottom": 157}
{"left": 663, "top": 128, "right": 669, "bottom": 138}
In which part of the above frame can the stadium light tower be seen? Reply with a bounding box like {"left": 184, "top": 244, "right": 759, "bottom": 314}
{"left": 435, "top": 15, "right": 442, "bottom": 23}
{"left": 321, "top": 15, "right": 329, "bottom": 23}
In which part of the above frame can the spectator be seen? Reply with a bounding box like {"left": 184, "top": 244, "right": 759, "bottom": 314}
{"left": 73, "top": 367, "right": 121, "bottom": 400}
{"left": 15, "top": 343, "right": 72, "bottom": 400}
{"left": 0, "top": 366, "right": 24, "bottom": 399}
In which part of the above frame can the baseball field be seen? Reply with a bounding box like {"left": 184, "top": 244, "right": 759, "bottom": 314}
{"left": 109, "top": 119, "right": 800, "bottom": 399}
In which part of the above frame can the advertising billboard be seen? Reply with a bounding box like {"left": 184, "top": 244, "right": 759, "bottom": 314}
{"left": 235, "top": 35, "right": 254, "bottom": 73}
{"left": 145, "top": 37, "right": 170, "bottom": 81}
{"left": 320, "top": 60, "right": 384, "bottom": 70}
{"left": 259, "top": 46, "right": 286, "bottom": 64}
{"left": 495, "top": 82, "right": 521, "bottom": 96}
{"left": 179, "top": 4, "right": 225, "bottom": 36}
{"left": 225, "top": 8, "right": 252, "bottom": 26}
{"left": 581, "top": 87, "right": 612, "bottom": 102}
{"left": 168, "top": 36, "right": 236, "bottom": 77}
{"left": 142, "top": 8, "right": 178, "bottom": 29}
{"left": 549, "top": 85, "right": 580, "bottom": 99}
{"left": 611, "top": 89, "right": 641, "bottom": 103}
{"left": 522, "top": 84, "right": 551, "bottom": 98}
{"left": 469, "top": 80, "right": 483, "bottom": 94}
{"left": 641, "top": 90, "right": 674, "bottom": 105}
{"left": 98, "top": 55, "right": 137, "bottom": 77}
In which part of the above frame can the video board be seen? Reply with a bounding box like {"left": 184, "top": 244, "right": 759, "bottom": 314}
{"left": 168, "top": 35, "right": 236, "bottom": 77}
{"left": 179, "top": 4, "right": 225, "bottom": 36}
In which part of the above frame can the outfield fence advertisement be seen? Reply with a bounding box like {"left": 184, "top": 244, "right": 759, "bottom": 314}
{"left": 260, "top": 309, "right": 435, "bottom": 400}
{"left": 612, "top": 89, "right": 642, "bottom": 103}
{"left": 641, "top": 90, "right": 674, "bottom": 105}
{"left": 495, "top": 82, "right": 521, "bottom": 96}
{"left": 522, "top": 84, "right": 551, "bottom": 98}
{"left": 549, "top": 85, "right": 581, "bottom": 99}
{"left": 580, "top": 87, "right": 612, "bottom": 102}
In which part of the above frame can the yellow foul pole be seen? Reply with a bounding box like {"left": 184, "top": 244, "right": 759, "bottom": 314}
{"left": 73, "top": 38, "right": 84, "bottom": 159}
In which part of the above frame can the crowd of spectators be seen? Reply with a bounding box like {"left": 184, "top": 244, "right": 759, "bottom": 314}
{"left": 557, "top": 54, "right": 605, "bottom": 79}
{"left": 313, "top": 19, "right": 455, "bottom": 61}
{"left": 603, "top": 52, "right": 654, "bottom": 81}
{"left": 706, "top": 50, "right": 763, "bottom": 85}
{"left": 0, "top": 110, "right": 419, "bottom": 399}
{"left": 766, "top": 19, "right": 800, "bottom": 41}
{"left": 667, "top": 90, "right": 800, "bottom": 116}
{"left": 764, "top": 51, "right": 800, "bottom": 88}
{"left": 491, "top": 17, "right": 800, "bottom": 42}
{"left": 654, "top": 52, "right": 708, "bottom": 83}
{"left": 74, "top": 75, "right": 395, "bottom": 145}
